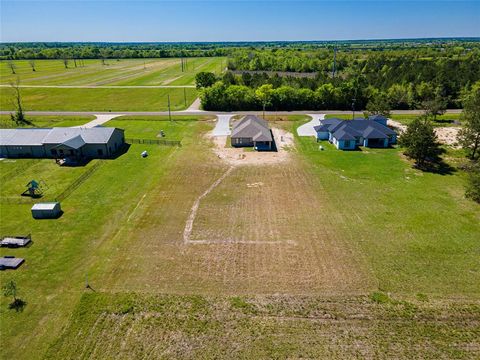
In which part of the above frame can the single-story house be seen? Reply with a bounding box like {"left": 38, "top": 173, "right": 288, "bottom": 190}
{"left": 0, "top": 127, "right": 125, "bottom": 159}
{"left": 31, "top": 202, "right": 62, "bottom": 219}
{"left": 313, "top": 115, "right": 397, "bottom": 150}
{"left": 231, "top": 115, "right": 273, "bottom": 150}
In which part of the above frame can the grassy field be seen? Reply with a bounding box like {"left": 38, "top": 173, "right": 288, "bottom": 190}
{"left": 0, "top": 87, "right": 198, "bottom": 111}
{"left": 0, "top": 115, "right": 95, "bottom": 128}
{"left": 1, "top": 116, "right": 479, "bottom": 359}
{"left": 0, "top": 57, "right": 225, "bottom": 111}
{"left": 326, "top": 113, "right": 462, "bottom": 127}
{"left": 46, "top": 292, "right": 480, "bottom": 359}
{"left": 0, "top": 58, "right": 225, "bottom": 86}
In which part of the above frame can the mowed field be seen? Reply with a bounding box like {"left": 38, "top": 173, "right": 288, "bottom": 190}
{"left": 0, "top": 116, "right": 479, "bottom": 359}
{"left": 0, "top": 57, "right": 225, "bottom": 111}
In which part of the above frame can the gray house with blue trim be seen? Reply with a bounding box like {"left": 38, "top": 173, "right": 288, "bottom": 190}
{"left": 314, "top": 115, "right": 397, "bottom": 150}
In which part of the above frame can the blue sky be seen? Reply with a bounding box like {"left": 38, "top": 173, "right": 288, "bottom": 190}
{"left": 1, "top": 1, "right": 479, "bottom": 42}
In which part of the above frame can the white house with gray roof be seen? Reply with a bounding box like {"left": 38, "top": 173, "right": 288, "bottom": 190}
{"left": 313, "top": 115, "right": 397, "bottom": 150}
{"left": 230, "top": 115, "right": 273, "bottom": 150}
{"left": 0, "top": 127, "right": 125, "bottom": 159}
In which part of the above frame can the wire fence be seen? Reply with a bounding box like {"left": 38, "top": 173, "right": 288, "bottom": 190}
{"left": 56, "top": 161, "right": 104, "bottom": 202}
{"left": 125, "top": 138, "right": 182, "bottom": 147}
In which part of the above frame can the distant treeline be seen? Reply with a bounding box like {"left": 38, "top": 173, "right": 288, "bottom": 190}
{"left": 0, "top": 43, "right": 231, "bottom": 60}
{"left": 1, "top": 38, "right": 479, "bottom": 60}
{"left": 199, "top": 44, "right": 480, "bottom": 111}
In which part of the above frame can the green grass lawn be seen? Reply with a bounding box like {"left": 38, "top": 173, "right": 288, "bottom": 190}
{"left": 0, "top": 115, "right": 95, "bottom": 128}
{"left": 0, "top": 119, "right": 211, "bottom": 359}
{"left": 0, "top": 117, "right": 478, "bottom": 359}
{"left": 296, "top": 130, "right": 479, "bottom": 297}
{"left": 0, "top": 87, "right": 197, "bottom": 111}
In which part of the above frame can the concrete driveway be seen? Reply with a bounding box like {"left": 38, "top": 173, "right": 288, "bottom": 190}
{"left": 212, "top": 114, "right": 235, "bottom": 136}
{"left": 74, "top": 114, "right": 124, "bottom": 128}
{"left": 296, "top": 114, "right": 325, "bottom": 136}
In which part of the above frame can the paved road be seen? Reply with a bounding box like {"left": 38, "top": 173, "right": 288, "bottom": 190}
{"left": 212, "top": 114, "right": 235, "bottom": 136}
{"left": 297, "top": 114, "right": 326, "bottom": 136}
{"left": 0, "top": 109, "right": 463, "bottom": 117}
{"left": 74, "top": 114, "right": 124, "bottom": 128}
{"left": 183, "top": 97, "right": 204, "bottom": 112}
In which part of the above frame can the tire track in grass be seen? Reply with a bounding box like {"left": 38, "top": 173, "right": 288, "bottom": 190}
{"left": 183, "top": 166, "right": 235, "bottom": 244}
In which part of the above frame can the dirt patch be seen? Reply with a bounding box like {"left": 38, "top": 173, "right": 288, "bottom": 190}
{"left": 435, "top": 127, "right": 460, "bottom": 147}
{"left": 208, "top": 127, "right": 295, "bottom": 166}
{"left": 388, "top": 119, "right": 460, "bottom": 147}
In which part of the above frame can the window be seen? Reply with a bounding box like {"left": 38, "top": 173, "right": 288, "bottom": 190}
{"left": 97, "top": 149, "right": 103, "bottom": 156}
{"left": 51, "top": 149, "right": 57, "bottom": 156}
{"left": 344, "top": 140, "right": 351, "bottom": 148}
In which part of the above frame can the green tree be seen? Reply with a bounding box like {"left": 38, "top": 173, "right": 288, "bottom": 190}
{"left": 10, "top": 79, "right": 27, "bottom": 125}
{"left": 465, "top": 164, "right": 480, "bottom": 203}
{"left": 3, "top": 280, "right": 17, "bottom": 302}
{"left": 423, "top": 88, "right": 447, "bottom": 121}
{"left": 255, "top": 84, "right": 273, "bottom": 117}
{"left": 195, "top": 72, "right": 216, "bottom": 89}
{"left": 365, "top": 91, "right": 391, "bottom": 117}
{"left": 458, "top": 82, "right": 480, "bottom": 161}
{"left": 399, "top": 116, "right": 443, "bottom": 168}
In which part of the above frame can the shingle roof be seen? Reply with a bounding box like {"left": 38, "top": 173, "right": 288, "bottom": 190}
{"left": 231, "top": 115, "right": 272, "bottom": 142}
{"left": 317, "top": 118, "right": 396, "bottom": 141}
{"left": 332, "top": 128, "right": 357, "bottom": 141}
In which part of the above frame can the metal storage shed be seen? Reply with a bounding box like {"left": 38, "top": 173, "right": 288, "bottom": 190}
{"left": 31, "top": 202, "right": 62, "bottom": 219}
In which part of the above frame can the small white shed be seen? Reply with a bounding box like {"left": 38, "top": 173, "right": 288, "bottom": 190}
{"left": 31, "top": 202, "right": 62, "bottom": 219}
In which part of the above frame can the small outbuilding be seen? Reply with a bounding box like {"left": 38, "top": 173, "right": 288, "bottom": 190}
{"left": 0, "top": 256, "right": 25, "bottom": 270}
{"left": 31, "top": 202, "right": 62, "bottom": 219}
{"left": 1, "top": 235, "right": 31, "bottom": 248}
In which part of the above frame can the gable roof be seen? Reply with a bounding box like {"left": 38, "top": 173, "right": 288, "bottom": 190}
{"left": 58, "top": 135, "right": 86, "bottom": 149}
{"left": 332, "top": 128, "right": 357, "bottom": 141}
{"left": 231, "top": 115, "right": 272, "bottom": 142}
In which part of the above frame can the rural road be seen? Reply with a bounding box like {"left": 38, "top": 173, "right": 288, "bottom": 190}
{"left": 297, "top": 114, "right": 326, "bottom": 136}
{"left": 0, "top": 109, "right": 463, "bottom": 117}
{"left": 212, "top": 114, "right": 235, "bottom": 136}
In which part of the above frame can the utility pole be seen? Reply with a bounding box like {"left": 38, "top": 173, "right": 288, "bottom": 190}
{"left": 332, "top": 47, "right": 337, "bottom": 79}
{"left": 351, "top": 98, "right": 356, "bottom": 120}
{"left": 168, "top": 94, "right": 172, "bottom": 122}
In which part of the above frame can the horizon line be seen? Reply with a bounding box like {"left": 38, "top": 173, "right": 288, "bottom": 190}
{"left": 2, "top": 36, "right": 480, "bottom": 45}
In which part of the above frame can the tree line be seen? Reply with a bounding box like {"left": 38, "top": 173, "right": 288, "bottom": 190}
{"left": 198, "top": 71, "right": 473, "bottom": 112}
{"left": 197, "top": 44, "right": 480, "bottom": 111}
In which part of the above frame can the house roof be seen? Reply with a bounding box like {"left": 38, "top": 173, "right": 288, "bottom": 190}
{"left": 31, "top": 202, "right": 60, "bottom": 211}
{"left": 317, "top": 118, "right": 396, "bottom": 141}
{"left": 231, "top": 115, "right": 272, "bottom": 142}
{"left": 368, "top": 114, "right": 388, "bottom": 122}
{"left": 0, "top": 128, "right": 51, "bottom": 146}
{"left": 58, "top": 135, "right": 86, "bottom": 149}
{"left": 0, "top": 127, "right": 122, "bottom": 147}
{"left": 332, "top": 128, "right": 357, "bottom": 141}
{"left": 42, "top": 127, "right": 117, "bottom": 144}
